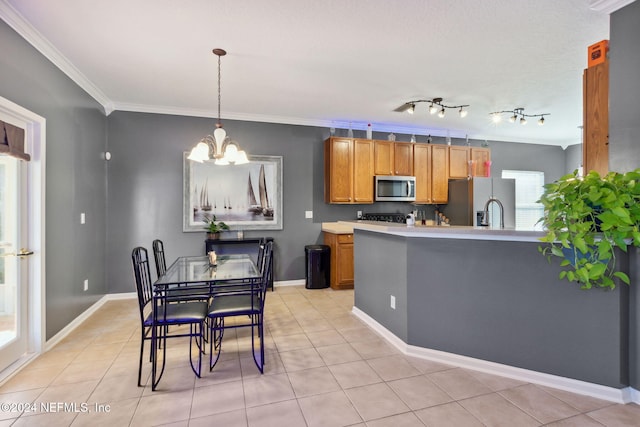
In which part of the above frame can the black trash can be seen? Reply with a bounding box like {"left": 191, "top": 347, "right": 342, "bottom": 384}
{"left": 305, "top": 245, "right": 330, "bottom": 289}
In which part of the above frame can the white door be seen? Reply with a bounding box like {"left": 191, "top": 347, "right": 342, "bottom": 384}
{"left": 0, "top": 154, "right": 30, "bottom": 371}
{"left": 0, "top": 96, "right": 45, "bottom": 378}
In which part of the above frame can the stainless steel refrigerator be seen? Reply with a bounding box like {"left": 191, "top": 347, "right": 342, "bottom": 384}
{"left": 445, "top": 177, "right": 516, "bottom": 227}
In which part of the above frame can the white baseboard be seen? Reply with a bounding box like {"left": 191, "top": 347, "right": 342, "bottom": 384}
{"left": 45, "top": 293, "right": 136, "bottom": 351}
{"left": 274, "top": 279, "right": 306, "bottom": 287}
{"left": 352, "top": 306, "right": 637, "bottom": 404}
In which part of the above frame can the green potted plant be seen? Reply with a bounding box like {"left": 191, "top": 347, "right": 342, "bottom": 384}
{"left": 203, "top": 214, "right": 230, "bottom": 240}
{"left": 538, "top": 169, "right": 640, "bottom": 290}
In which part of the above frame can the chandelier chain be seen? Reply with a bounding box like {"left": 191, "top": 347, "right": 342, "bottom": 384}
{"left": 217, "top": 53, "right": 222, "bottom": 126}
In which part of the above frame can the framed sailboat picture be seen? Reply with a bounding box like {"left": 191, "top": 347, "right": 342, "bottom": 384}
{"left": 183, "top": 154, "right": 283, "bottom": 231}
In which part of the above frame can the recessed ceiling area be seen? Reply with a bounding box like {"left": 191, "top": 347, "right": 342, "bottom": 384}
{"left": 1, "top": 0, "right": 620, "bottom": 147}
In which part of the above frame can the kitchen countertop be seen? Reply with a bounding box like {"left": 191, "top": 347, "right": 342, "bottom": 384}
{"left": 330, "top": 220, "right": 546, "bottom": 242}
{"left": 321, "top": 222, "right": 355, "bottom": 234}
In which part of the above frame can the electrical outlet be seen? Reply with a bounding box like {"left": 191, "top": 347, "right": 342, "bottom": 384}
{"left": 357, "top": 210, "right": 363, "bottom": 219}
{"left": 83, "top": 279, "right": 88, "bottom": 291}
{"left": 305, "top": 210, "right": 313, "bottom": 219}
{"left": 390, "top": 295, "right": 396, "bottom": 309}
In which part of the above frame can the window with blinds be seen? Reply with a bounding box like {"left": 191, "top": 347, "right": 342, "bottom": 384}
{"left": 501, "top": 170, "right": 545, "bottom": 230}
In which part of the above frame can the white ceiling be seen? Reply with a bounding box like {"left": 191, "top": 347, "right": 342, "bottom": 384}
{"left": 1, "top": 0, "right": 628, "bottom": 147}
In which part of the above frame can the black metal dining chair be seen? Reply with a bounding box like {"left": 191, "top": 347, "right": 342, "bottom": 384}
{"left": 132, "top": 246, "right": 208, "bottom": 390}
{"left": 207, "top": 240, "right": 273, "bottom": 373}
{"left": 152, "top": 239, "right": 167, "bottom": 278}
{"left": 152, "top": 238, "right": 209, "bottom": 302}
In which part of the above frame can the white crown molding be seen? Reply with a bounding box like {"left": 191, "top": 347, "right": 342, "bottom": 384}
{"left": 113, "top": 102, "right": 502, "bottom": 143}
{"left": 0, "top": 0, "right": 114, "bottom": 115}
{"left": 589, "top": 0, "right": 637, "bottom": 14}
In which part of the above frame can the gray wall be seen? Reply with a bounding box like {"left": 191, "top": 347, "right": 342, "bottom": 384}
{"left": 0, "top": 20, "right": 108, "bottom": 339}
{"left": 609, "top": 1, "right": 640, "bottom": 173}
{"left": 106, "top": 114, "right": 572, "bottom": 294}
{"left": 106, "top": 112, "right": 327, "bottom": 292}
{"left": 610, "top": 0, "right": 640, "bottom": 391}
{"left": 355, "top": 230, "right": 630, "bottom": 388}
{"left": 564, "top": 144, "right": 582, "bottom": 174}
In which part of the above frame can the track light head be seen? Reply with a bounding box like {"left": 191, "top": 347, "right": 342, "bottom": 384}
{"left": 438, "top": 107, "right": 446, "bottom": 118}
{"left": 509, "top": 114, "right": 517, "bottom": 123}
{"left": 538, "top": 116, "right": 545, "bottom": 125}
{"left": 492, "top": 113, "right": 502, "bottom": 123}
{"left": 429, "top": 103, "right": 438, "bottom": 115}
{"left": 459, "top": 107, "right": 468, "bottom": 118}
{"left": 520, "top": 116, "right": 527, "bottom": 125}
{"left": 408, "top": 103, "right": 415, "bottom": 114}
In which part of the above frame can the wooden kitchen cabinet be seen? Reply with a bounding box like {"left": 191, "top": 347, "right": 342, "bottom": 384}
{"left": 414, "top": 144, "right": 449, "bottom": 204}
{"left": 470, "top": 147, "right": 491, "bottom": 177}
{"left": 324, "top": 138, "right": 374, "bottom": 204}
{"left": 323, "top": 232, "right": 354, "bottom": 289}
{"left": 374, "top": 140, "right": 394, "bottom": 175}
{"left": 394, "top": 142, "right": 414, "bottom": 176}
{"left": 583, "top": 60, "right": 609, "bottom": 176}
{"left": 448, "top": 146, "right": 469, "bottom": 179}
{"left": 374, "top": 140, "right": 413, "bottom": 176}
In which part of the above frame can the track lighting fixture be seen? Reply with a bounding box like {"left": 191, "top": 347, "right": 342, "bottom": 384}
{"left": 489, "top": 107, "right": 549, "bottom": 127}
{"left": 395, "top": 97, "right": 470, "bottom": 118}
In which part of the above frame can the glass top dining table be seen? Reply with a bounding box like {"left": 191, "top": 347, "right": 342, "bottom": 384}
{"left": 154, "top": 254, "right": 260, "bottom": 288}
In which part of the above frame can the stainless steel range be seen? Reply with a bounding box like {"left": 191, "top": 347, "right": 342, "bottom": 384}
{"left": 361, "top": 213, "right": 407, "bottom": 223}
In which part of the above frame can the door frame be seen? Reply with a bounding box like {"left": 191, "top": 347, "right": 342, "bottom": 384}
{"left": 0, "top": 96, "right": 46, "bottom": 380}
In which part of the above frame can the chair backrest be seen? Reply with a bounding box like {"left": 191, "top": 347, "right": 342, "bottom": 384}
{"left": 257, "top": 240, "right": 273, "bottom": 306}
{"left": 152, "top": 239, "right": 167, "bottom": 278}
{"left": 132, "top": 246, "right": 154, "bottom": 321}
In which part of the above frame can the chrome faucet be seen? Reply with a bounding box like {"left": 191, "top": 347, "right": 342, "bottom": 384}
{"left": 482, "top": 197, "right": 505, "bottom": 228}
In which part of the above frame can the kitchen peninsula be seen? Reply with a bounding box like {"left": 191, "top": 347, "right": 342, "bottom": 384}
{"left": 330, "top": 221, "right": 632, "bottom": 401}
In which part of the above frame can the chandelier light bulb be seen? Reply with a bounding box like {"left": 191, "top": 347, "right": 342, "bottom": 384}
{"left": 213, "top": 126, "right": 227, "bottom": 148}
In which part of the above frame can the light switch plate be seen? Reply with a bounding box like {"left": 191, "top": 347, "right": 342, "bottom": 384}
{"left": 305, "top": 210, "right": 313, "bottom": 219}
{"left": 390, "top": 295, "right": 396, "bottom": 309}
{"left": 80, "top": 213, "right": 85, "bottom": 224}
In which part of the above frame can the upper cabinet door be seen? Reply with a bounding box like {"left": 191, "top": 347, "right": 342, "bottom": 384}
{"left": 470, "top": 147, "right": 491, "bottom": 177}
{"left": 353, "top": 139, "right": 374, "bottom": 203}
{"left": 374, "top": 141, "right": 394, "bottom": 175}
{"left": 413, "top": 144, "right": 431, "bottom": 204}
{"left": 324, "top": 138, "right": 353, "bottom": 203}
{"left": 449, "top": 146, "right": 469, "bottom": 179}
{"left": 431, "top": 145, "right": 449, "bottom": 204}
{"left": 394, "top": 143, "right": 414, "bottom": 176}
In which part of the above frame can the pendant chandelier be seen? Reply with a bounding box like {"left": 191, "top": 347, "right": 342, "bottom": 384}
{"left": 188, "top": 48, "right": 249, "bottom": 165}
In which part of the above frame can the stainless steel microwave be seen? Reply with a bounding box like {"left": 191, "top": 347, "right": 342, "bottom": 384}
{"left": 375, "top": 175, "right": 416, "bottom": 202}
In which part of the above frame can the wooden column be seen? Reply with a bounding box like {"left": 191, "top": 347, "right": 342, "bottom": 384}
{"left": 583, "top": 59, "right": 609, "bottom": 175}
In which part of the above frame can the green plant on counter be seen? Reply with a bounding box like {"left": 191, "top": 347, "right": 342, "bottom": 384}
{"left": 203, "top": 214, "right": 230, "bottom": 234}
{"left": 538, "top": 169, "right": 640, "bottom": 290}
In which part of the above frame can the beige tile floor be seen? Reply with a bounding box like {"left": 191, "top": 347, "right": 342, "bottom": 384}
{"left": 0, "top": 286, "right": 639, "bottom": 426}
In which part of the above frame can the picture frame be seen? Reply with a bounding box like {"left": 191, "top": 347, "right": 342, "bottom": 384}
{"left": 183, "top": 153, "right": 283, "bottom": 231}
